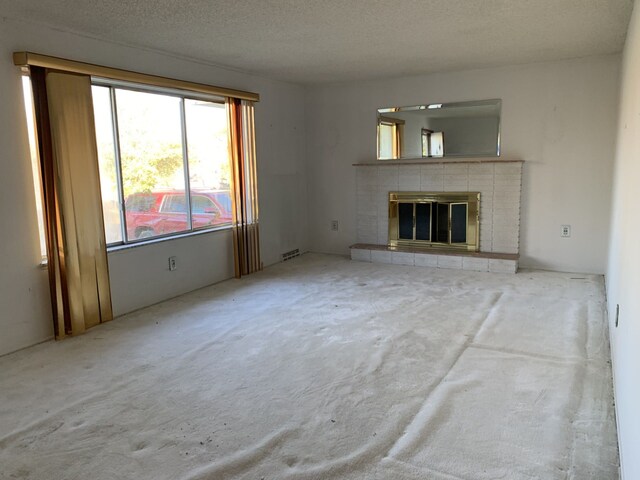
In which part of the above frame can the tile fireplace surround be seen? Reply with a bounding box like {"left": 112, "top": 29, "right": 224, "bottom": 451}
{"left": 352, "top": 159, "right": 523, "bottom": 273}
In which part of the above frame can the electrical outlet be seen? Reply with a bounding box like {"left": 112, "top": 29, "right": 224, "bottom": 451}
{"left": 331, "top": 220, "right": 339, "bottom": 231}
{"left": 561, "top": 225, "right": 571, "bottom": 237}
{"left": 168, "top": 256, "right": 177, "bottom": 271}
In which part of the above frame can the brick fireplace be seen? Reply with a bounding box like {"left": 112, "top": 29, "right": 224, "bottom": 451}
{"left": 351, "top": 159, "right": 523, "bottom": 273}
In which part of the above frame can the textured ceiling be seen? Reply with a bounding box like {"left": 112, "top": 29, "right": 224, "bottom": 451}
{"left": 0, "top": 0, "right": 633, "bottom": 84}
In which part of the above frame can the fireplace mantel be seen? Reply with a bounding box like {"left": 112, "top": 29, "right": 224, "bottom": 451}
{"left": 352, "top": 159, "right": 523, "bottom": 273}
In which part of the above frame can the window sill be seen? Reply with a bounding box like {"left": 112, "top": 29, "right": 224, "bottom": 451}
{"left": 106, "top": 224, "right": 233, "bottom": 253}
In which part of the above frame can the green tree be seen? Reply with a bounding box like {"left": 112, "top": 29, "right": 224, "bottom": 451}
{"left": 120, "top": 142, "right": 183, "bottom": 194}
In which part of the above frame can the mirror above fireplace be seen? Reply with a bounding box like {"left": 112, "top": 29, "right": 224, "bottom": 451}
{"left": 377, "top": 99, "right": 501, "bottom": 160}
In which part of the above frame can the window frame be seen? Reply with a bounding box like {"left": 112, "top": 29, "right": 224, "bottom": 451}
{"left": 92, "top": 78, "right": 232, "bottom": 250}
{"left": 377, "top": 115, "right": 404, "bottom": 160}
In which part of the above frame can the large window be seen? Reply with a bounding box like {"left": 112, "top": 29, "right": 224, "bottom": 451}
{"left": 92, "top": 82, "right": 231, "bottom": 245}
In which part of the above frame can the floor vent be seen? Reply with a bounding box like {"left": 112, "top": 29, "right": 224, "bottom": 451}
{"left": 282, "top": 249, "right": 300, "bottom": 262}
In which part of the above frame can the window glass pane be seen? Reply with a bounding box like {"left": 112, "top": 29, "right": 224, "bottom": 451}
{"left": 421, "top": 130, "right": 430, "bottom": 158}
{"left": 184, "top": 98, "right": 231, "bottom": 229}
{"left": 92, "top": 85, "right": 123, "bottom": 244}
{"left": 21, "top": 76, "right": 47, "bottom": 261}
{"left": 379, "top": 123, "right": 393, "bottom": 159}
{"left": 191, "top": 195, "right": 217, "bottom": 214}
{"left": 126, "top": 193, "right": 155, "bottom": 212}
{"left": 115, "top": 89, "right": 187, "bottom": 240}
{"left": 430, "top": 131, "right": 444, "bottom": 157}
{"left": 160, "top": 194, "right": 187, "bottom": 213}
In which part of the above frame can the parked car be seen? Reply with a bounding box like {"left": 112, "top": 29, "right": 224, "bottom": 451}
{"left": 125, "top": 190, "right": 232, "bottom": 240}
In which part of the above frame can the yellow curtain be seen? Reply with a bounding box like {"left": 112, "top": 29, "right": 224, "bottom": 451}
{"left": 30, "top": 67, "right": 113, "bottom": 339}
{"left": 227, "top": 98, "right": 261, "bottom": 278}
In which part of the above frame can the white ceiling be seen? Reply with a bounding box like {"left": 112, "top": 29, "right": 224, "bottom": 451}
{"left": 1, "top": 0, "right": 633, "bottom": 85}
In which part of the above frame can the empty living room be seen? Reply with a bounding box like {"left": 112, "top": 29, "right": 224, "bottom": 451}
{"left": 1, "top": 1, "right": 638, "bottom": 479}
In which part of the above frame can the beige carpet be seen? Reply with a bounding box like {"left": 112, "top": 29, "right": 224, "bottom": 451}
{"left": 0, "top": 253, "right": 618, "bottom": 479}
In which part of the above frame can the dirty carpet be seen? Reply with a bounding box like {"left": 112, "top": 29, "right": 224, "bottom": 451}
{"left": 0, "top": 253, "right": 618, "bottom": 479}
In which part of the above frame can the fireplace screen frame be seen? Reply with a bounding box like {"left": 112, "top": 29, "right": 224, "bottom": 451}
{"left": 388, "top": 192, "right": 480, "bottom": 251}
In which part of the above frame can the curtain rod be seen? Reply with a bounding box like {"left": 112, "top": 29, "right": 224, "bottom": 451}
{"left": 13, "top": 51, "right": 260, "bottom": 102}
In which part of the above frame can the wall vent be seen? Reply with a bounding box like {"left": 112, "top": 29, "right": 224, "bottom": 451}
{"left": 282, "top": 248, "right": 300, "bottom": 262}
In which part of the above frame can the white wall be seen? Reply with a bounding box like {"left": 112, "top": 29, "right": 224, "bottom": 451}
{"left": 607, "top": 1, "right": 640, "bottom": 478}
{"left": 107, "top": 230, "right": 234, "bottom": 318}
{"left": 400, "top": 114, "right": 427, "bottom": 158}
{"left": 306, "top": 55, "right": 620, "bottom": 274}
{"left": 427, "top": 116, "right": 499, "bottom": 156}
{"left": 0, "top": 17, "right": 308, "bottom": 355}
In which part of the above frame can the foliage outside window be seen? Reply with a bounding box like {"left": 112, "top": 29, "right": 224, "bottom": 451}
{"left": 91, "top": 83, "right": 232, "bottom": 245}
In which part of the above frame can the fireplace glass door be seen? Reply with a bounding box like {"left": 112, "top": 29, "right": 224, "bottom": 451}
{"left": 450, "top": 203, "right": 468, "bottom": 243}
{"left": 389, "top": 192, "right": 479, "bottom": 251}
{"left": 415, "top": 203, "right": 431, "bottom": 241}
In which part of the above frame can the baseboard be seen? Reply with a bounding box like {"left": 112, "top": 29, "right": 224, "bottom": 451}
{"left": 603, "top": 284, "right": 624, "bottom": 480}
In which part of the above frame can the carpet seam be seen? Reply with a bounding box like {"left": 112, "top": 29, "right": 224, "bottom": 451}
{"left": 384, "top": 291, "right": 503, "bottom": 461}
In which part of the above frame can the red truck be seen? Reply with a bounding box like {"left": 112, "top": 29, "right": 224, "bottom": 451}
{"left": 125, "top": 190, "right": 232, "bottom": 240}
